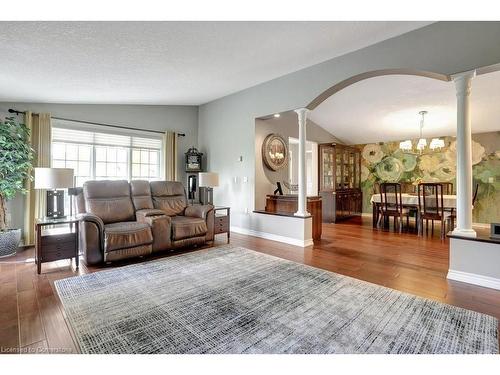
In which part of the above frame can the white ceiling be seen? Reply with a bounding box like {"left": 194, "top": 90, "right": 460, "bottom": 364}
{"left": 308, "top": 70, "right": 500, "bottom": 144}
{"left": 0, "top": 21, "right": 431, "bottom": 105}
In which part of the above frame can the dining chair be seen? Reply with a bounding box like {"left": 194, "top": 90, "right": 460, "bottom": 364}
{"left": 441, "top": 182, "right": 454, "bottom": 195}
{"left": 377, "top": 182, "right": 410, "bottom": 233}
{"left": 417, "top": 183, "right": 451, "bottom": 240}
{"left": 447, "top": 183, "right": 479, "bottom": 231}
{"left": 400, "top": 182, "right": 416, "bottom": 194}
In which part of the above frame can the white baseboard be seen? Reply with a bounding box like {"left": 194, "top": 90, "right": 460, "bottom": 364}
{"left": 447, "top": 269, "right": 500, "bottom": 290}
{"left": 230, "top": 226, "right": 314, "bottom": 248}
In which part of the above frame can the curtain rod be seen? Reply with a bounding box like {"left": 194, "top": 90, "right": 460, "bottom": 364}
{"left": 7, "top": 109, "right": 186, "bottom": 137}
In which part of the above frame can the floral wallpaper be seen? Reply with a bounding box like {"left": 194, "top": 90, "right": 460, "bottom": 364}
{"left": 356, "top": 132, "right": 500, "bottom": 223}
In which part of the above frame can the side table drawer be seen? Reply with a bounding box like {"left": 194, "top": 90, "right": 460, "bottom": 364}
{"left": 42, "top": 232, "right": 76, "bottom": 245}
{"left": 214, "top": 216, "right": 229, "bottom": 234}
{"left": 41, "top": 243, "right": 77, "bottom": 262}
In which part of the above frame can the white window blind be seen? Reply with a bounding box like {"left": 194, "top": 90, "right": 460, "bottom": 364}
{"left": 52, "top": 127, "right": 162, "bottom": 150}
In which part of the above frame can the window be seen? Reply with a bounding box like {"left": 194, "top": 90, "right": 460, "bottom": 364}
{"left": 132, "top": 149, "right": 160, "bottom": 180}
{"left": 51, "top": 122, "right": 163, "bottom": 186}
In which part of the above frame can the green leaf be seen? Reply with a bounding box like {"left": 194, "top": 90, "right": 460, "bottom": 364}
{"left": 0, "top": 117, "right": 34, "bottom": 206}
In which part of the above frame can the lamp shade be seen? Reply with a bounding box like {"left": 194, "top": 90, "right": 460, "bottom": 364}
{"left": 34, "top": 168, "right": 74, "bottom": 189}
{"left": 199, "top": 172, "right": 219, "bottom": 188}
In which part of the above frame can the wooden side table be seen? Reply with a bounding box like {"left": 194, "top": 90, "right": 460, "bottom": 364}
{"left": 35, "top": 216, "right": 79, "bottom": 274}
{"left": 214, "top": 207, "right": 230, "bottom": 243}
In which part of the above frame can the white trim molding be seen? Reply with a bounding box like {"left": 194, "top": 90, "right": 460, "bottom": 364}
{"left": 230, "top": 226, "right": 314, "bottom": 248}
{"left": 447, "top": 269, "right": 500, "bottom": 291}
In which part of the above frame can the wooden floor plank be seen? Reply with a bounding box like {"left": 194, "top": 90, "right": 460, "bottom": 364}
{"left": 37, "top": 295, "right": 77, "bottom": 354}
{"left": 19, "top": 312, "right": 45, "bottom": 347}
{"left": 20, "top": 339, "right": 48, "bottom": 354}
{"left": 1, "top": 216, "right": 499, "bottom": 353}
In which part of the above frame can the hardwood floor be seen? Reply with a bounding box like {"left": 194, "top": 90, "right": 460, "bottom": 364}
{"left": 1, "top": 216, "right": 499, "bottom": 354}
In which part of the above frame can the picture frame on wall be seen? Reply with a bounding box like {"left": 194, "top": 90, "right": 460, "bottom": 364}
{"left": 262, "top": 133, "right": 288, "bottom": 171}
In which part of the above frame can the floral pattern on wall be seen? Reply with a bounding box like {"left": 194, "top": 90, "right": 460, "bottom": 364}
{"left": 356, "top": 133, "right": 500, "bottom": 223}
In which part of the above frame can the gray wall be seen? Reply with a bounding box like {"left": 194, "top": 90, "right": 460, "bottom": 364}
{"left": 198, "top": 22, "right": 500, "bottom": 232}
{"left": 255, "top": 111, "right": 340, "bottom": 210}
{"left": 0, "top": 103, "right": 198, "bottom": 231}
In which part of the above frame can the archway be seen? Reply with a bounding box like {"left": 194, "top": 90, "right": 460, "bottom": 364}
{"left": 306, "top": 69, "right": 450, "bottom": 110}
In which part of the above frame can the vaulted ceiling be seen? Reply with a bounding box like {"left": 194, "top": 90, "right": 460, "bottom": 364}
{"left": 308, "top": 70, "right": 500, "bottom": 144}
{"left": 0, "top": 21, "right": 431, "bottom": 105}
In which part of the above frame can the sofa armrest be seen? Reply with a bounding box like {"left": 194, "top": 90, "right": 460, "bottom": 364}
{"left": 78, "top": 212, "right": 104, "bottom": 233}
{"left": 184, "top": 204, "right": 214, "bottom": 219}
{"left": 137, "top": 214, "right": 172, "bottom": 252}
{"left": 136, "top": 209, "right": 167, "bottom": 220}
{"left": 77, "top": 213, "right": 105, "bottom": 265}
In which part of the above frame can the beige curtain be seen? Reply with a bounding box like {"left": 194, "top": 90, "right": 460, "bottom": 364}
{"left": 23, "top": 112, "right": 51, "bottom": 245}
{"left": 163, "top": 131, "right": 178, "bottom": 181}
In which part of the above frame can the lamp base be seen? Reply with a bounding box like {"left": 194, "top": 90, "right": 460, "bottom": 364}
{"left": 46, "top": 190, "right": 66, "bottom": 218}
{"left": 199, "top": 187, "right": 214, "bottom": 205}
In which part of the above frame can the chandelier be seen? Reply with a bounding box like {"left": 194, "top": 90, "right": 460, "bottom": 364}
{"left": 399, "top": 111, "right": 445, "bottom": 152}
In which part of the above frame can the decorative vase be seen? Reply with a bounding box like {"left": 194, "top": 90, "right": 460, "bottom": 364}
{"left": 0, "top": 228, "right": 21, "bottom": 258}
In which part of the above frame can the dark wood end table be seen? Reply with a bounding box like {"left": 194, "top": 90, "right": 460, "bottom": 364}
{"left": 214, "top": 207, "right": 230, "bottom": 243}
{"left": 35, "top": 216, "right": 80, "bottom": 274}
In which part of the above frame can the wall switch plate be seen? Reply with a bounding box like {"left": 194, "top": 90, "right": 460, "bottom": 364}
{"left": 243, "top": 176, "right": 248, "bottom": 183}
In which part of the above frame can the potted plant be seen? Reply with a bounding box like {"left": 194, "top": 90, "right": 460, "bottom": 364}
{"left": 0, "top": 116, "right": 34, "bottom": 257}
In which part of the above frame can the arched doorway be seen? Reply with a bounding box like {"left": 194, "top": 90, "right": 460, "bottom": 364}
{"left": 306, "top": 69, "right": 450, "bottom": 110}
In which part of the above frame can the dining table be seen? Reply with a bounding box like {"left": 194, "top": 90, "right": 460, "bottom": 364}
{"left": 370, "top": 193, "right": 457, "bottom": 229}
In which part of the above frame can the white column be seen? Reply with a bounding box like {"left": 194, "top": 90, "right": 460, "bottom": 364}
{"left": 452, "top": 70, "right": 476, "bottom": 238}
{"left": 294, "top": 108, "right": 310, "bottom": 217}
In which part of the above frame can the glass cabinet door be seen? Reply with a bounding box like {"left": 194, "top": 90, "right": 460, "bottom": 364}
{"left": 336, "top": 150, "right": 342, "bottom": 189}
{"left": 320, "top": 145, "right": 335, "bottom": 191}
{"left": 343, "top": 149, "right": 350, "bottom": 189}
{"left": 354, "top": 152, "right": 360, "bottom": 188}
{"left": 349, "top": 151, "right": 355, "bottom": 188}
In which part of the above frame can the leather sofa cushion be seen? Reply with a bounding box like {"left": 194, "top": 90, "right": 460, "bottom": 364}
{"left": 104, "top": 222, "right": 153, "bottom": 252}
{"left": 130, "top": 180, "right": 154, "bottom": 210}
{"left": 171, "top": 216, "right": 207, "bottom": 241}
{"left": 153, "top": 196, "right": 187, "bottom": 216}
{"left": 150, "top": 181, "right": 187, "bottom": 216}
{"left": 84, "top": 180, "right": 135, "bottom": 224}
{"left": 150, "top": 181, "right": 185, "bottom": 196}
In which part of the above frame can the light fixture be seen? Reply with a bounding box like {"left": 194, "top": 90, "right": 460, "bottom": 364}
{"left": 429, "top": 138, "right": 445, "bottom": 150}
{"left": 34, "top": 168, "right": 74, "bottom": 218}
{"left": 416, "top": 138, "right": 427, "bottom": 152}
{"left": 416, "top": 110, "right": 428, "bottom": 152}
{"left": 199, "top": 172, "right": 219, "bottom": 205}
{"left": 273, "top": 113, "right": 281, "bottom": 118}
{"left": 399, "top": 110, "right": 444, "bottom": 152}
{"left": 399, "top": 140, "right": 412, "bottom": 151}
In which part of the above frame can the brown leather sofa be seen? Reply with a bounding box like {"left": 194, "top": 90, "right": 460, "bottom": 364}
{"left": 75, "top": 180, "right": 214, "bottom": 265}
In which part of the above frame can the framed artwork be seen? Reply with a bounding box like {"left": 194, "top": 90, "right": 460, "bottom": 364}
{"left": 262, "top": 133, "right": 288, "bottom": 171}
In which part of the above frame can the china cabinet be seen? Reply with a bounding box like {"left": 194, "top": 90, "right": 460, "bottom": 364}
{"left": 318, "top": 143, "right": 362, "bottom": 222}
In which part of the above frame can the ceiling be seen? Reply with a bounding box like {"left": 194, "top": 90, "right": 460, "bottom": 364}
{"left": 308, "top": 70, "right": 500, "bottom": 144}
{"left": 0, "top": 21, "right": 431, "bottom": 105}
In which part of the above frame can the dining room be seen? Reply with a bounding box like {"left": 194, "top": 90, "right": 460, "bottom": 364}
{"left": 308, "top": 68, "right": 500, "bottom": 242}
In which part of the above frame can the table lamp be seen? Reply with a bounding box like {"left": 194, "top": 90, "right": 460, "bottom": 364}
{"left": 199, "top": 172, "right": 219, "bottom": 205}
{"left": 34, "top": 168, "right": 74, "bottom": 218}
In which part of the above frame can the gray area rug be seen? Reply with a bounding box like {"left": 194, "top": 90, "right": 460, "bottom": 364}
{"left": 55, "top": 246, "right": 498, "bottom": 354}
